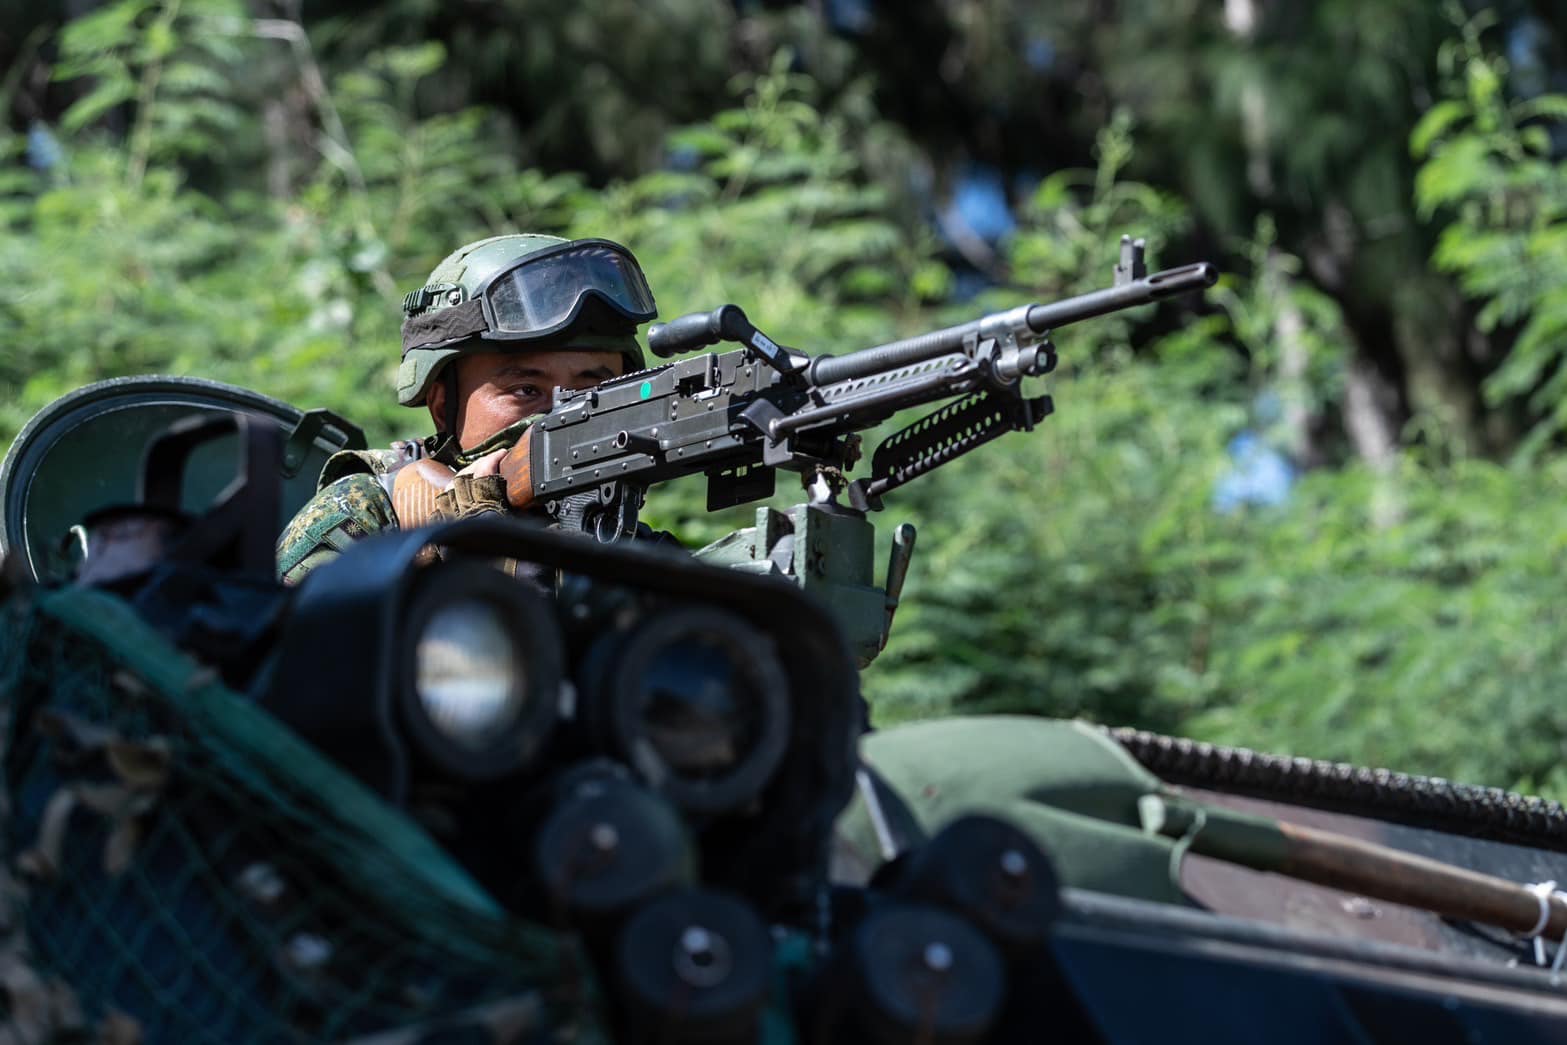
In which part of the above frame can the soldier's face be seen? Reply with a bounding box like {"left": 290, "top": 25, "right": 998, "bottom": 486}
{"left": 429, "top": 349, "right": 625, "bottom": 446}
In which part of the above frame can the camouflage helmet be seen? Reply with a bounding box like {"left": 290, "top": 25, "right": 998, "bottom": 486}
{"left": 396, "top": 234, "right": 655, "bottom": 407}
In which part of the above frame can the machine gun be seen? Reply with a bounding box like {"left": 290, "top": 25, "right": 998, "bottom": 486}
{"left": 404, "top": 238, "right": 1216, "bottom": 660}
{"left": 490, "top": 237, "right": 1210, "bottom": 530}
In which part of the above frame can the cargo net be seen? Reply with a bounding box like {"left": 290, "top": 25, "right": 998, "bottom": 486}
{"left": 0, "top": 586, "right": 606, "bottom": 1044}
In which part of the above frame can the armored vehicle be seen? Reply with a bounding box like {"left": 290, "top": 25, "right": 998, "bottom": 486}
{"left": 7, "top": 264, "right": 1567, "bottom": 1042}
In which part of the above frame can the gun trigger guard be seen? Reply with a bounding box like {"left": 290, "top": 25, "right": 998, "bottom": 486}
{"left": 591, "top": 482, "right": 642, "bottom": 544}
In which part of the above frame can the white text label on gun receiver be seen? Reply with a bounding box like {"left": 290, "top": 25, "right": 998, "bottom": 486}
{"left": 752, "top": 333, "right": 783, "bottom": 361}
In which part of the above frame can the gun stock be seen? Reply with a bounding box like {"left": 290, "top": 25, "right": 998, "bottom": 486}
{"left": 391, "top": 459, "right": 456, "bottom": 529}
{"left": 499, "top": 426, "right": 538, "bottom": 511}
{"left": 384, "top": 428, "right": 540, "bottom": 530}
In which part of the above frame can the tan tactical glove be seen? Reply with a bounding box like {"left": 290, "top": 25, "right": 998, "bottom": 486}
{"left": 432, "top": 473, "right": 510, "bottom": 521}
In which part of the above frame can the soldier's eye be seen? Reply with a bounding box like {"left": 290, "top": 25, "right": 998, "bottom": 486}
{"left": 514, "top": 385, "right": 542, "bottom": 398}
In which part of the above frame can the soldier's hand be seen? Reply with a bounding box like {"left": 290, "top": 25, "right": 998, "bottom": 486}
{"left": 432, "top": 472, "right": 509, "bottom": 521}
{"left": 454, "top": 447, "right": 507, "bottom": 478}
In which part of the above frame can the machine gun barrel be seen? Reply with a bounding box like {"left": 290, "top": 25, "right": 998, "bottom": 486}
{"left": 1024, "top": 261, "right": 1216, "bottom": 334}
{"left": 805, "top": 261, "right": 1217, "bottom": 387}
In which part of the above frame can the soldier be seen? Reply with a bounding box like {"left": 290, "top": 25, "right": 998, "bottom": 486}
{"left": 276, "top": 234, "right": 656, "bottom": 584}
{"left": 274, "top": 231, "right": 1187, "bottom": 907}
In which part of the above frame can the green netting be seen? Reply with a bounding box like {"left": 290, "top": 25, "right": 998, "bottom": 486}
{"left": 0, "top": 585, "right": 611, "bottom": 1043}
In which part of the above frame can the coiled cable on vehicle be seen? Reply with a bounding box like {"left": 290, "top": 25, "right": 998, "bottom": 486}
{"left": 1109, "top": 726, "right": 1567, "bottom": 852}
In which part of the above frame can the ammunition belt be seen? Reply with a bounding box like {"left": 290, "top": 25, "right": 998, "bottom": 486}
{"left": 1108, "top": 727, "right": 1567, "bottom": 853}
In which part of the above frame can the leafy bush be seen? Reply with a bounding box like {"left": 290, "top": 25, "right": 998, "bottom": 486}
{"left": 1412, "top": 11, "right": 1567, "bottom": 449}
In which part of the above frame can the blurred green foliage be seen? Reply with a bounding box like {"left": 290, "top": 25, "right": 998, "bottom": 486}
{"left": 5, "top": 2, "right": 1567, "bottom": 799}
{"left": 1413, "top": 10, "right": 1567, "bottom": 452}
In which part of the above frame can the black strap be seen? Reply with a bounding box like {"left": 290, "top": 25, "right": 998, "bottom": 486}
{"left": 401, "top": 298, "right": 488, "bottom": 354}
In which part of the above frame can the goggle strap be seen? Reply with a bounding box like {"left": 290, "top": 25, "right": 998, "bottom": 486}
{"left": 400, "top": 297, "right": 489, "bottom": 356}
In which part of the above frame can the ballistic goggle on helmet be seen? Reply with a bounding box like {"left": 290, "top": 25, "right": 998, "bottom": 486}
{"left": 397, "top": 235, "right": 656, "bottom": 407}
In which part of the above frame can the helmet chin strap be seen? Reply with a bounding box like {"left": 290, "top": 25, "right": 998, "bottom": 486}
{"left": 420, "top": 366, "right": 466, "bottom": 467}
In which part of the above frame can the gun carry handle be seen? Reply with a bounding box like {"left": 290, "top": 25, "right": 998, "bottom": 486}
{"left": 648, "top": 309, "right": 728, "bottom": 357}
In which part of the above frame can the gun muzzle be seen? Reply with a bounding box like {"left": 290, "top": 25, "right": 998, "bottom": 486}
{"left": 1024, "top": 262, "right": 1217, "bottom": 333}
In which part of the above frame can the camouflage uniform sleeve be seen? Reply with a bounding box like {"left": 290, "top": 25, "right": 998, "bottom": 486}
{"left": 275, "top": 472, "right": 399, "bottom": 585}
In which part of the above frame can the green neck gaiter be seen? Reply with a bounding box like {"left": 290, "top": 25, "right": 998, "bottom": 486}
{"left": 423, "top": 415, "right": 537, "bottom": 469}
